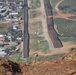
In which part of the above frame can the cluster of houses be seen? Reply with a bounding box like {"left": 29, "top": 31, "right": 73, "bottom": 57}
{"left": 0, "top": 0, "right": 23, "bottom": 21}
{"left": 0, "top": 0, "right": 23, "bottom": 57}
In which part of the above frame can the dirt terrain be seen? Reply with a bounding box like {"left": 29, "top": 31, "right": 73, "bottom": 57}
{"left": 54, "top": 0, "right": 75, "bottom": 20}
{"left": 0, "top": 50, "right": 76, "bottom": 75}
{"left": 22, "top": 0, "right": 76, "bottom": 56}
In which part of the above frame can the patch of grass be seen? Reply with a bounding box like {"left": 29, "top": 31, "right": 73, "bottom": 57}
{"left": 30, "top": 34, "right": 49, "bottom": 53}
{"left": 50, "top": 0, "right": 61, "bottom": 8}
{"left": 31, "top": 21, "right": 43, "bottom": 35}
{"left": 45, "top": 53, "right": 65, "bottom": 60}
{"left": 54, "top": 18, "right": 76, "bottom": 37}
{"left": 30, "top": 0, "right": 41, "bottom": 9}
{"left": 0, "top": 23, "right": 10, "bottom": 34}
{"left": 26, "top": 53, "right": 65, "bottom": 63}
{"left": 38, "top": 40, "right": 49, "bottom": 53}
{"left": 30, "top": 11, "right": 41, "bottom": 18}
{"left": 50, "top": 0, "right": 61, "bottom": 15}
{"left": 59, "top": 0, "right": 76, "bottom": 14}
{"left": 9, "top": 52, "right": 22, "bottom": 62}
{"left": 54, "top": 18, "right": 76, "bottom": 42}
{"left": 70, "top": 47, "right": 76, "bottom": 51}
{"left": 30, "top": 20, "right": 49, "bottom": 53}
{"left": 31, "top": 34, "right": 44, "bottom": 40}
{"left": 69, "top": 16, "right": 76, "bottom": 20}
{"left": 9, "top": 52, "right": 65, "bottom": 63}
{"left": 60, "top": 37, "right": 76, "bottom": 42}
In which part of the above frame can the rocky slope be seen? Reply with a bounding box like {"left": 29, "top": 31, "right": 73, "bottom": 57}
{"left": 0, "top": 51, "right": 76, "bottom": 75}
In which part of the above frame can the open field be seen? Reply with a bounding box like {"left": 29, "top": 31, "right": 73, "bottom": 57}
{"left": 9, "top": 51, "right": 65, "bottom": 62}
{"left": 54, "top": 18, "right": 76, "bottom": 37}
{"left": 54, "top": 18, "right": 76, "bottom": 41}
{"left": 50, "top": 0, "right": 61, "bottom": 8}
{"left": 9, "top": 52, "right": 22, "bottom": 62}
{"left": 30, "top": 35, "right": 49, "bottom": 53}
{"left": 26, "top": 53, "right": 65, "bottom": 63}
{"left": 29, "top": 21, "right": 49, "bottom": 53}
{"left": 69, "top": 16, "right": 76, "bottom": 20}
{"left": 59, "top": 0, "right": 76, "bottom": 14}
{"left": 29, "top": 10, "right": 41, "bottom": 18}
{"left": 30, "top": 0, "right": 41, "bottom": 9}
{"left": 30, "top": 21, "right": 43, "bottom": 35}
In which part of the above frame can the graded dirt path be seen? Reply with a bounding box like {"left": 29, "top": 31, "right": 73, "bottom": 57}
{"left": 30, "top": 41, "right": 76, "bottom": 56}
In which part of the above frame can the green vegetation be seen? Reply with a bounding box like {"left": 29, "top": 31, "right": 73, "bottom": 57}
{"left": 30, "top": 11, "right": 41, "bottom": 18}
{"left": 35, "top": 54, "right": 65, "bottom": 61}
{"left": 30, "top": 21, "right": 49, "bottom": 53}
{"left": 50, "top": 0, "right": 61, "bottom": 15}
{"left": 70, "top": 47, "right": 76, "bottom": 51}
{"left": 54, "top": 18, "right": 76, "bottom": 37}
{"left": 60, "top": 37, "right": 76, "bottom": 42}
{"left": 30, "top": 34, "right": 49, "bottom": 53}
{"left": 59, "top": 0, "right": 76, "bottom": 14}
{"left": 54, "top": 18, "right": 76, "bottom": 42}
{"left": 44, "top": 53, "right": 65, "bottom": 61}
{"left": 31, "top": 21, "right": 43, "bottom": 35}
{"left": 69, "top": 16, "right": 76, "bottom": 20}
{"left": 25, "top": 53, "right": 65, "bottom": 63}
{"left": 30, "top": 0, "right": 41, "bottom": 9}
{"left": 0, "top": 23, "right": 10, "bottom": 34}
{"left": 9, "top": 53, "right": 65, "bottom": 63}
{"left": 50, "top": 0, "right": 61, "bottom": 8}
{"left": 9, "top": 52, "right": 22, "bottom": 62}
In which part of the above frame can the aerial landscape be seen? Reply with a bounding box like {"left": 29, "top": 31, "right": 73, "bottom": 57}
{"left": 0, "top": 0, "right": 76, "bottom": 75}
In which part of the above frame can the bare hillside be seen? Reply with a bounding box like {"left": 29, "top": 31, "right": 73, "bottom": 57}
{"left": 0, "top": 51, "right": 76, "bottom": 75}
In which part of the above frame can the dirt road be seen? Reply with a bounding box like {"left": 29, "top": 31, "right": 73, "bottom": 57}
{"left": 54, "top": 0, "right": 76, "bottom": 21}
{"left": 29, "top": 0, "right": 54, "bottom": 50}
{"left": 55, "top": 0, "right": 63, "bottom": 13}
{"left": 40, "top": 0, "right": 54, "bottom": 49}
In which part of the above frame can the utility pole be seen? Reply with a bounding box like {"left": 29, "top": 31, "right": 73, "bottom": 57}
{"left": 23, "top": 0, "right": 29, "bottom": 58}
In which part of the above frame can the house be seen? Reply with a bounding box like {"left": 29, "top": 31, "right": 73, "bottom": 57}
{"left": 0, "top": 7, "right": 8, "bottom": 17}
{"left": 0, "top": 51, "right": 7, "bottom": 57}
{"left": 0, "top": 34, "right": 5, "bottom": 41}
{"left": 0, "top": 47, "right": 5, "bottom": 51}
{"left": 9, "top": 12, "right": 18, "bottom": 21}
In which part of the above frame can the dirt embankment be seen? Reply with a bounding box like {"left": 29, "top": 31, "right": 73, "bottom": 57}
{"left": 0, "top": 51, "right": 76, "bottom": 75}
